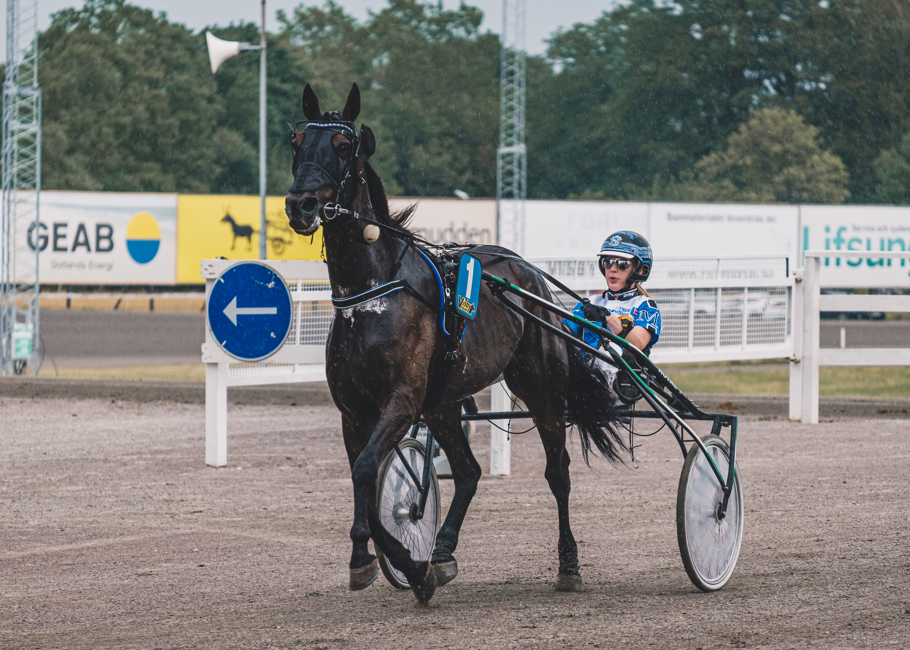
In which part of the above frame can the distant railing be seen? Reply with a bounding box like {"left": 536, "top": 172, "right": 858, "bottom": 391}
{"left": 790, "top": 251, "right": 910, "bottom": 424}
{"left": 530, "top": 256, "right": 794, "bottom": 364}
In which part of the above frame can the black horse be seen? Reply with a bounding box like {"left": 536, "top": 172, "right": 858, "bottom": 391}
{"left": 285, "top": 83, "right": 623, "bottom": 603}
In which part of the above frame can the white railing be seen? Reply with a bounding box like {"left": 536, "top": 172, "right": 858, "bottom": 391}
{"left": 203, "top": 259, "right": 331, "bottom": 467}
{"left": 790, "top": 251, "right": 910, "bottom": 424}
{"left": 530, "top": 256, "right": 794, "bottom": 364}
{"left": 203, "top": 256, "right": 797, "bottom": 468}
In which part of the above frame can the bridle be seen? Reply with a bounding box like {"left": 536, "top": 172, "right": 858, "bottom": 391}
{"left": 289, "top": 118, "right": 428, "bottom": 243}
{"left": 290, "top": 119, "right": 372, "bottom": 222}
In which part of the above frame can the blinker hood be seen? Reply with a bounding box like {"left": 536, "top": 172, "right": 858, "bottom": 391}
{"left": 288, "top": 114, "right": 376, "bottom": 197}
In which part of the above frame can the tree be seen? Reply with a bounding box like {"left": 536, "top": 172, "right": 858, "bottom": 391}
{"left": 789, "top": 0, "right": 910, "bottom": 203}
{"left": 278, "top": 0, "right": 500, "bottom": 198}
{"left": 530, "top": 0, "right": 805, "bottom": 199}
{"left": 658, "top": 107, "right": 849, "bottom": 204}
{"left": 39, "top": 0, "right": 223, "bottom": 192}
{"left": 874, "top": 133, "right": 910, "bottom": 205}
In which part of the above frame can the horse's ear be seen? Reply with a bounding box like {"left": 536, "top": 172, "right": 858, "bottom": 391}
{"left": 358, "top": 124, "right": 375, "bottom": 161}
{"left": 302, "top": 84, "right": 321, "bottom": 121}
{"left": 342, "top": 83, "right": 360, "bottom": 123}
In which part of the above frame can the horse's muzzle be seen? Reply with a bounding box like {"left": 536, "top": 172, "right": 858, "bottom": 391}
{"left": 285, "top": 193, "right": 322, "bottom": 235}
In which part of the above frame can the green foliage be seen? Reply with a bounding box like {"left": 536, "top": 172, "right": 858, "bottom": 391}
{"left": 278, "top": 0, "right": 499, "bottom": 198}
{"left": 533, "top": 0, "right": 910, "bottom": 204}
{"left": 38, "top": 0, "right": 499, "bottom": 198}
{"left": 30, "top": 0, "right": 910, "bottom": 204}
{"left": 874, "top": 133, "right": 910, "bottom": 205}
{"left": 39, "top": 0, "right": 222, "bottom": 192}
{"left": 791, "top": 0, "right": 910, "bottom": 203}
{"left": 656, "top": 107, "right": 849, "bottom": 204}
{"left": 531, "top": 0, "right": 803, "bottom": 199}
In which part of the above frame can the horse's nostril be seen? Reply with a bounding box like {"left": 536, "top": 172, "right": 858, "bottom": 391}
{"left": 300, "top": 197, "right": 318, "bottom": 215}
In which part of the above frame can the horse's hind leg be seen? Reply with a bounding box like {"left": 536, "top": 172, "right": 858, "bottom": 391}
{"left": 423, "top": 401, "right": 482, "bottom": 587}
{"left": 537, "top": 425, "right": 584, "bottom": 592}
{"left": 506, "top": 358, "right": 583, "bottom": 591}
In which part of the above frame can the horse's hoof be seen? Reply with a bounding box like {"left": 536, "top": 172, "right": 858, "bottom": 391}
{"left": 412, "top": 562, "right": 437, "bottom": 603}
{"left": 349, "top": 558, "right": 380, "bottom": 591}
{"left": 433, "top": 559, "right": 458, "bottom": 587}
{"left": 555, "top": 573, "right": 584, "bottom": 592}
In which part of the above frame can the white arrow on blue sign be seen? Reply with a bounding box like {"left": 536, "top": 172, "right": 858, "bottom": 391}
{"left": 206, "top": 262, "right": 293, "bottom": 362}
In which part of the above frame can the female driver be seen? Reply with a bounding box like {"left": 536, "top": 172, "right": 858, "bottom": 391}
{"left": 563, "top": 230, "right": 662, "bottom": 391}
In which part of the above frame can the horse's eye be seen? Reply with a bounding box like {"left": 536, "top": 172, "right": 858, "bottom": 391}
{"left": 337, "top": 142, "right": 351, "bottom": 156}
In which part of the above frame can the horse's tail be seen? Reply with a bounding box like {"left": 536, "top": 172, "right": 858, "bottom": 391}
{"left": 565, "top": 345, "right": 627, "bottom": 465}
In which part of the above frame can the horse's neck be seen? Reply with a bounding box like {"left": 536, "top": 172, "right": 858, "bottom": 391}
{"left": 324, "top": 224, "right": 402, "bottom": 298}
{"left": 323, "top": 170, "right": 409, "bottom": 297}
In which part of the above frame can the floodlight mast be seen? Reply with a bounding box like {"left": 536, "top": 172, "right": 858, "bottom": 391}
{"left": 205, "top": 0, "right": 267, "bottom": 260}
{"left": 1, "top": 0, "right": 42, "bottom": 376}
{"left": 497, "top": 0, "right": 527, "bottom": 255}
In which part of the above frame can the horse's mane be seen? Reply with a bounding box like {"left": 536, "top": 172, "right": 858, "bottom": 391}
{"left": 364, "top": 162, "right": 417, "bottom": 234}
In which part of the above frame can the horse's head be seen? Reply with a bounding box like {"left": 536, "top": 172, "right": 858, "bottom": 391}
{"left": 285, "top": 83, "right": 375, "bottom": 236}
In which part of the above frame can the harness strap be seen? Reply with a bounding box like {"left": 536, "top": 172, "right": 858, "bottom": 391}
{"left": 330, "top": 241, "right": 438, "bottom": 312}
{"left": 331, "top": 281, "right": 405, "bottom": 309}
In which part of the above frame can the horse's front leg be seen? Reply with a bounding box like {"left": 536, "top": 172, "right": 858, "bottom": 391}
{"left": 340, "top": 414, "right": 378, "bottom": 589}
{"left": 347, "top": 392, "right": 438, "bottom": 601}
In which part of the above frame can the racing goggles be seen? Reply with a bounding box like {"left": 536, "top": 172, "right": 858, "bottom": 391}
{"left": 600, "top": 257, "right": 634, "bottom": 271}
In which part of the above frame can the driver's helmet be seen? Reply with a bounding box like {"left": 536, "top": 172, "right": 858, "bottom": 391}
{"left": 597, "top": 230, "right": 653, "bottom": 283}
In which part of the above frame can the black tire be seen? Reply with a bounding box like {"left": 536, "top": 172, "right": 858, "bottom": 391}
{"left": 676, "top": 435, "right": 744, "bottom": 592}
{"left": 375, "top": 438, "right": 441, "bottom": 589}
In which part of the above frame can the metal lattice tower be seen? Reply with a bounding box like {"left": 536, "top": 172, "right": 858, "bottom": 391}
{"left": 1, "top": 0, "right": 42, "bottom": 376}
{"left": 496, "top": 0, "right": 527, "bottom": 254}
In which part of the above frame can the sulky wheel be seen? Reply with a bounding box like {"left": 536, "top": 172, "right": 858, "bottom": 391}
{"left": 375, "top": 438, "right": 441, "bottom": 589}
{"left": 676, "top": 435, "right": 743, "bottom": 592}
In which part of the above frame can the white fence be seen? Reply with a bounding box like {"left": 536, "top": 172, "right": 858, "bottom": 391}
{"left": 203, "top": 255, "right": 797, "bottom": 468}
{"left": 203, "top": 259, "right": 331, "bottom": 467}
{"left": 530, "top": 256, "right": 794, "bottom": 364}
{"left": 789, "top": 251, "right": 910, "bottom": 424}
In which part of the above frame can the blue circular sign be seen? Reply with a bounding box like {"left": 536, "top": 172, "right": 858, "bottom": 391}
{"left": 207, "top": 262, "right": 293, "bottom": 362}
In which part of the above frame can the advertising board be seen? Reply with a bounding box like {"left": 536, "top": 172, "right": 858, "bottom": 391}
{"left": 648, "top": 203, "right": 798, "bottom": 259}
{"left": 30, "top": 191, "right": 177, "bottom": 285}
{"left": 388, "top": 198, "right": 496, "bottom": 245}
{"left": 801, "top": 205, "right": 910, "bottom": 288}
{"left": 176, "top": 195, "right": 323, "bottom": 284}
{"left": 523, "top": 200, "right": 649, "bottom": 258}
{"left": 176, "top": 196, "right": 495, "bottom": 283}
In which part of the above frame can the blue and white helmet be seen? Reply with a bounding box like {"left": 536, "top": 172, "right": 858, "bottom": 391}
{"left": 597, "top": 230, "right": 653, "bottom": 283}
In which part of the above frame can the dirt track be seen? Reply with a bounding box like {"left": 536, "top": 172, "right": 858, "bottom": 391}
{"left": 1, "top": 394, "right": 909, "bottom": 649}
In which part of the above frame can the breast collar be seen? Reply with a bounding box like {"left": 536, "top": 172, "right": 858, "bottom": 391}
{"left": 603, "top": 287, "right": 640, "bottom": 301}
{"left": 330, "top": 246, "right": 457, "bottom": 337}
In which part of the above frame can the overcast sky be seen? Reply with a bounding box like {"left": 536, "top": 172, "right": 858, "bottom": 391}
{"left": 2, "top": 0, "right": 618, "bottom": 61}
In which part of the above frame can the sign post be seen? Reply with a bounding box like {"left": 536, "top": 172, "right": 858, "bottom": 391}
{"left": 205, "top": 261, "right": 293, "bottom": 466}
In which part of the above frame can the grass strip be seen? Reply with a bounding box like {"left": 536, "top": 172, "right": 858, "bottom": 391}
{"left": 666, "top": 365, "right": 910, "bottom": 398}
{"left": 35, "top": 363, "right": 910, "bottom": 399}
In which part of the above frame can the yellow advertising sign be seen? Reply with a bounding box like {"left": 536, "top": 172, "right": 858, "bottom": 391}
{"left": 177, "top": 195, "right": 324, "bottom": 284}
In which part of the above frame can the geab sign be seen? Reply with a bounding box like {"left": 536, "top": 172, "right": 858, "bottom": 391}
{"left": 28, "top": 191, "right": 177, "bottom": 284}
